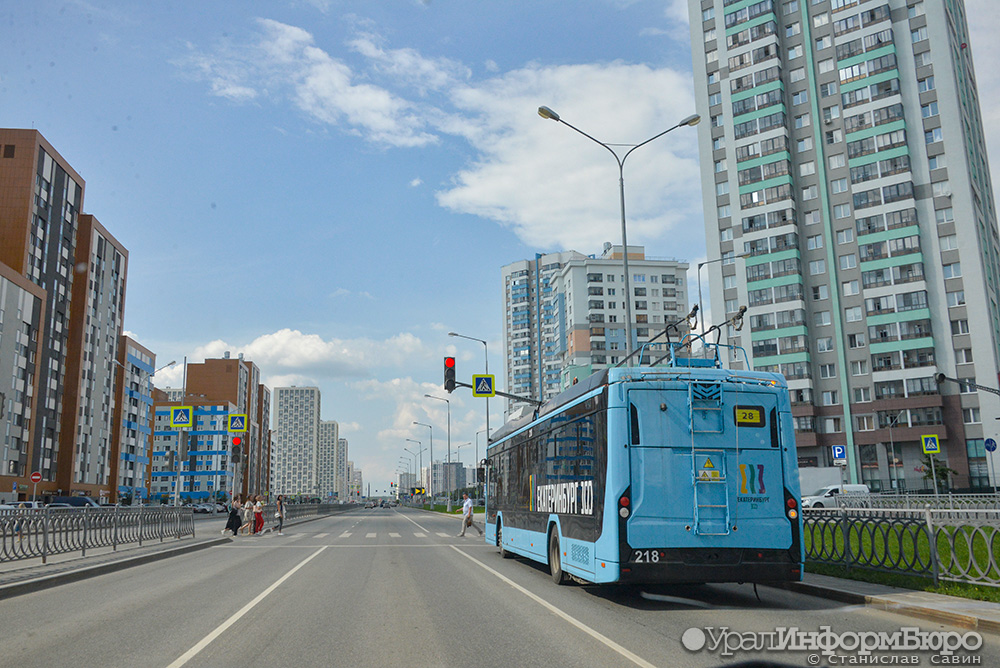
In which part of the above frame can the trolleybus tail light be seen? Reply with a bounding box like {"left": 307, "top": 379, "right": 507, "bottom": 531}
{"left": 786, "top": 496, "right": 798, "bottom": 519}
{"left": 619, "top": 494, "right": 630, "bottom": 518}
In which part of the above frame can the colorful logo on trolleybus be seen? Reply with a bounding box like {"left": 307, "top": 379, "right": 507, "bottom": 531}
{"left": 738, "top": 463, "right": 768, "bottom": 502}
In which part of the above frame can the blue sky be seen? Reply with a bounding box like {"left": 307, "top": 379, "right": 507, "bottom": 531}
{"left": 4, "top": 0, "right": 1000, "bottom": 491}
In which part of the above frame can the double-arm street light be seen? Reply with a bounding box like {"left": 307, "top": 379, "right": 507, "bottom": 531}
{"left": 538, "top": 105, "right": 700, "bottom": 362}
{"left": 412, "top": 421, "right": 434, "bottom": 499}
{"left": 424, "top": 394, "right": 452, "bottom": 511}
{"left": 449, "top": 331, "right": 490, "bottom": 441}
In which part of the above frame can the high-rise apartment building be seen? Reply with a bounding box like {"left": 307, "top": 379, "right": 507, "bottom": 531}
{"left": 501, "top": 245, "right": 690, "bottom": 410}
{"left": 689, "top": 0, "right": 1000, "bottom": 489}
{"left": 318, "top": 420, "right": 340, "bottom": 500}
{"left": 0, "top": 262, "right": 45, "bottom": 500}
{"left": 272, "top": 387, "right": 321, "bottom": 496}
{"left": 0, "top": 129, "right": 86, "bottom": 486}
{"left": 109, "top": 336, "right": 156, "bottom": 503}
{"left": 337, "top": 437, "right": 349, "bottom": 500}
{"left": 59, "top": 214, "right": 128, "bottom": 500}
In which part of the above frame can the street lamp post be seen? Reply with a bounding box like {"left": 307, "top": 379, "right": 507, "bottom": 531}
{"left": 538, "top": 105, "right": 700, "bottom": 362}
{"left": 456, "top": 442, "right": 471, "bottom": 491}
{"left": 412, "top": 421, "right": 434, "bottom": 499}
{"left": 404, "top": 440, "right": 426, "bottom": 494}
{"left": 425, "top": 394, "right": 451, "bottom": 511}
{"left": 449, "top": 332, "right": 490, "bottom": 441}
{"left": 886, "top": 410, "right": 907, "bottom": 491}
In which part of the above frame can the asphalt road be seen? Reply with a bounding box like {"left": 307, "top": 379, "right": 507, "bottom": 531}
{"left": 1, "top": 507, "right": 996, "bottom": 667}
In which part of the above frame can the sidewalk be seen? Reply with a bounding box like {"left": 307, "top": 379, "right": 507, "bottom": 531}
{"left": 0, "top": 531, "right": 232, "bottom": 599}
{"left": 776, "top": 572, "right": 1000, "bottom": 633}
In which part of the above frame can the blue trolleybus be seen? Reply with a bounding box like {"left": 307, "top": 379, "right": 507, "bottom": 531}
{"left": 485, "top": 341, "right": 803, "bottom": 585}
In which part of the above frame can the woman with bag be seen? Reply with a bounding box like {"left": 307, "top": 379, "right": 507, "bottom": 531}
{"left": 275, "top": 495, "right": 285, "bottom": 535}
{"left": 224, "top": 495, "right": 243, "bottom": 536}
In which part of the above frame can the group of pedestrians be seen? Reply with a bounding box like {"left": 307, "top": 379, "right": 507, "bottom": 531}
{"left": 224, "top": 494, "right": 284, "bottom": 537}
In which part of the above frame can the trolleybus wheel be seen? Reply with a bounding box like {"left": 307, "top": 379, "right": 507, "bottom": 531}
{"left": 548, "top": 530, "right": 567, "bottom": 585}
{"left": 498, "top": 520, "right": 513, "bottom": 559}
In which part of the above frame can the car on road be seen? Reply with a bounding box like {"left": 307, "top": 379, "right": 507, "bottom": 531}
{"left": 800, "top": 483, "right": 870, "bottom": 508}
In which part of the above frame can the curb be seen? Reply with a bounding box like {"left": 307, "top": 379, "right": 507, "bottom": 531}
{"left": 775, "top": 580, "right": 1000, "bottom": 634}
{"left": 0, "top": 536, "right": 232, "bottom": 600}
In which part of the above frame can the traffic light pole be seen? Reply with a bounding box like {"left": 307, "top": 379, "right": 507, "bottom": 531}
{"left": 451, "top": 381, "right": 543, "bottom": 407}
{"left": 935, "top": 373, "right": 1000, "bottom": 397}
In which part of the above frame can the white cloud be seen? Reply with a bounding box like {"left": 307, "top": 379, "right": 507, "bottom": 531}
{"left": 179, "top": 328, "right": 430, "bottom": 379}
{"left": 182, "top": 21, "right": 702, "bottom": 251}
{"left": 436, "top": 63, "right": 701, "bottom": 250}
{"left": 409, "top": 177, "right": 423, "bottom": 187}
{"left": 347, "top": 32, "right": 470, "bottom": 93}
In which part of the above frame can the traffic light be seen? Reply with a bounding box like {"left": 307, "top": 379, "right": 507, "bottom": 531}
{"left": 231, "top": 436, "right": 242, "bottom": 464}
{"left": 444, "top": 356, "right": 456, "bottom": 392}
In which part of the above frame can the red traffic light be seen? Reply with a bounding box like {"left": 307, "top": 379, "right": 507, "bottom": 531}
{"left": 444, "top": 356, "right": 456, "bottom": 392}
{"left": 232, "top": 436, "right": 242, "bottom": 447}
{"left": 445, "top": 357, "right": 455, "bottom": 368}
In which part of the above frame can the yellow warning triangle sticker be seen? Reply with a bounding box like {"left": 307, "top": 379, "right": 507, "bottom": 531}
{"left": 704, "top": 457, "right": 715, "bottom": 469}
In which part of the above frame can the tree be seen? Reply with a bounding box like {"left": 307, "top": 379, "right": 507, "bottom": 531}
{"left": 920, "top": 453, "right": 956, "bottom": 490}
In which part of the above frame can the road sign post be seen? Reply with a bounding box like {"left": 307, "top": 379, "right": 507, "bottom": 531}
{"left": 922, "top": 435, "right": 941, "bottom": 497}
{"left": 831, "top": 445, "right": 847, "bottom": 467}
{"left": 472, "top": 375, "right": 496, "bottom": 398}
{"left": 30, "top": 470, "right": 42, "bottom": 503}
{"left": 986, "top": 438, "right": 998, "bottom": 495}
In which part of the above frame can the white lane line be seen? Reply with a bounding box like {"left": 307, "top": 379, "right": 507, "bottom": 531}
{"left": 436, "top": 532, "right": 451, "bottom": 538}
{"left": 389, "top": 532, "right": 401, "bottom": 538}
{"left": 414, "top": 532, "right": 426, "bottom": 538}
{"left": 397, "top": 512, "right": 431, "bottom": 534}
{"left": 314, "top": 533, "right": 329, "bottom": 539}
{"left": 166, "top": 546, "right": 328, "bottom": 668}
{"left": 339, "top": 532, "right": 352, "bottom": 538}
{"left": 366, "top": 532, "right": 377, "bottom": 538}
{"left": 449, "top": 547, "right": 657, "bottom": 668}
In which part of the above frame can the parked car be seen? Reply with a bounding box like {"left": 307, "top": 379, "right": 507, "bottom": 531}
{"left": 801, "top": 484, "right": 870, "bottom": 508}
{"left": 49, "top": 495, "right": 100, "bottom": 508}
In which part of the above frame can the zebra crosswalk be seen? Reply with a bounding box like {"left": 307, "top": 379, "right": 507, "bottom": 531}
{"left": 283, "top": 530, "right": 482, "bottom": 541}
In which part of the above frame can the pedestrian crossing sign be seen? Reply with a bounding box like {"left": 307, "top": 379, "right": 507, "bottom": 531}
{"left": 228, "top": 414, "right": 247, "bottom": 432}
{"left": 472, "top": 374, "right": 495, "bottom": 398}
{"left": 170, "top": 406, "right": 193, "bottom": 428}
{"left": 922, "top": 434, "right": 941, "bottom": 454}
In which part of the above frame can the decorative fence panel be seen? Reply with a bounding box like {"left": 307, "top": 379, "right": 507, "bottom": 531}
{"left": 803, "top": 507, "right": 1000, "bottom": 587}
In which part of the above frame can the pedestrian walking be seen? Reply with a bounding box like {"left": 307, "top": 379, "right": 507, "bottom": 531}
{"left": 239, "top": 496, "right": 254, "bottom": 535}
{"left": 14, "top": 503, "right": 26, "bottom": 543}
{"left": 253, "top": 495, "right": 264, "bottom": 534}
{"left": 224, "top": 496, "right": 243, "bottom": 536}
{"left": 457, "top": 493, "right": 483, "bottom": 537}
{"left": 275, "top": 495, "right": 285, "bottom": 535}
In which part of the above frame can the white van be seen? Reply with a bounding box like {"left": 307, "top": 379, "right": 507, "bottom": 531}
{"left": 800, "top": 484, "right": 870, "bottom": 508}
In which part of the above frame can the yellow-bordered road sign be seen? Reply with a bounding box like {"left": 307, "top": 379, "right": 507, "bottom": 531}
{"left": 228, "top": 414, "right": 248, "bottom": 432}
{"left": 922, "top": 434, "right": 941, "bottom": 454}
{"left": 473, "top": 374, "right": 496, "bottom": 398}
{"left": 170, "top": 406, "right": 194, "bottom": 428}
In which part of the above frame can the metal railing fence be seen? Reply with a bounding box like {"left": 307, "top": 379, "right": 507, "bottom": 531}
{"left": 0, "top": 506, "right": 195, "bottom": 564}
{"left": 833, "top": 493, "right": 1000, "bottom": 511}
{"left": 803, "top": 507, "right": 1000, "bottom": 587}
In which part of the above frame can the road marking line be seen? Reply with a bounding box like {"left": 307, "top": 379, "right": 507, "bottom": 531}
{"left": 166, "top": 546, "right": 328, "bottom": 668}
{"left": 389, "top": 532, "right": 401, "bottom": 538}
{"left": 414, "top": 532, "right": 426, "bottom": 538}
{"left": 436, "top": 532, "right": 451, "bottom": 538}
{"left": 449, "top": 546, "right": 657, "bottom": 668}
{"left": 339, "top": 532, "right": 352, "bottom": 538}
{"left": 366, "top": 533, "right": 377, "bottom": 538}
{"left": 314, "top": 533, "right": 329, "bottom": 538}
{"left": 397, "top": 512, "right": 431, "bottom": 533}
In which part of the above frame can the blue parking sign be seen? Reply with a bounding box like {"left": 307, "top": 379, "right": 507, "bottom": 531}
{"left": 831, "top": 445, "right": 846, "bottom": 460}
